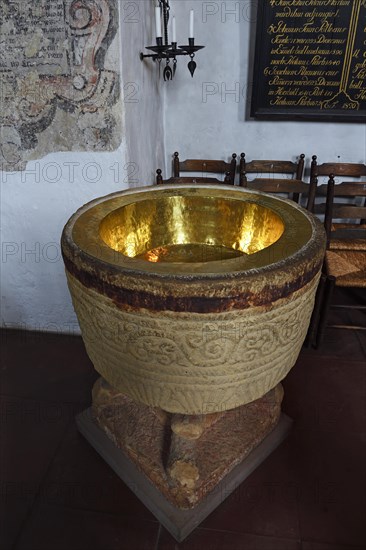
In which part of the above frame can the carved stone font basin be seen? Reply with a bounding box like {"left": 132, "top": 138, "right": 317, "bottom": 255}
{"left": 62, "top": 184, "right": 326, "bottom": 415}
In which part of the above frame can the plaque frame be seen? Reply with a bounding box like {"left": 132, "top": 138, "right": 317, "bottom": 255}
{"left": 250, "top": 0, "right": 366, "bottom": 122}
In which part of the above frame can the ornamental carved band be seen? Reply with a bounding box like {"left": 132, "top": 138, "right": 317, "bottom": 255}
{"left": 67, "top": 271, "right": 320, "bottom": 415}
{"left": 0, "top": 0, "right": 121, "bottom": 171}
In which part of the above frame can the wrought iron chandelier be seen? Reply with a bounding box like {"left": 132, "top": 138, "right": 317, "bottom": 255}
{"left": 140, "top": 1, "right": 204, "bottom": 81}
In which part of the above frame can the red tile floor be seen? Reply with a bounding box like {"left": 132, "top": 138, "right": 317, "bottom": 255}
{"left": 1, "top": 289, "right": 365, "bottom": 550}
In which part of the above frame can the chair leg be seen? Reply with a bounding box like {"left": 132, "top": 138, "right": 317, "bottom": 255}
{"left": 315, "top": 275, "right": 336, "bottom": 349}
{"left": 304, "top": 273, "right": 327, "bottom": 348}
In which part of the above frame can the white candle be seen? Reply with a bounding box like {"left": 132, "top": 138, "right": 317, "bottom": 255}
{"left": 189, "top": 9, "right": 194, "bottom": 38}
{"left": 155, "top": 6, "right": 162, "bottom": 38}
{"left": 172, "top": 15, "right": 176, "bottom": 43}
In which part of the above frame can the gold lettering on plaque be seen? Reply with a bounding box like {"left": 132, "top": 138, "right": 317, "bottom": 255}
{"left": 322, "top": 0, "right": 364, "bottom": 110}
{"left": 263, "top": 0, "right": 365, "bottom": 113}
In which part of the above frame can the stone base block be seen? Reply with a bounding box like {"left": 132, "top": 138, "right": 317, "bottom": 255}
{"left": 76, "top": 407, "right": 292, "bottom": 542}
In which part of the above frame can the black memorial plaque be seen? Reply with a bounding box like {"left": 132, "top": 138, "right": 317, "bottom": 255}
{"left": 251, "top": 0, "right": 366, "bottom": 121}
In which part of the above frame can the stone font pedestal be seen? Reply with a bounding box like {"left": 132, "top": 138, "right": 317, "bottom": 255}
{"left": 76, "top": 379, "right": 292, "bottom": 541}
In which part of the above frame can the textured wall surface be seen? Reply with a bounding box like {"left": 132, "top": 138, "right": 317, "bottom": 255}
{"left": 0, "top": 1, "right": 164, "bottom": 332}
{"left": 0, "top": 0, "right": 122, "bottom": 171}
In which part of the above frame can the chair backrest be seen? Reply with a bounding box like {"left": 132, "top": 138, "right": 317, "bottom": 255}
{"left": 324, "top": 174, "right": 366, "bottom": 249}
{"left": 310, "top": 155, "right": 366, "bottom": 216}
{"left": 156, "top": 152, "right": 237, "bottom": 185}
{"left": 156, "top": 173, "right": 222, "bottom": 185}
{"left": 311, "top": 155, "right": 366, "bottom": 182}
{"left": 239, "top": 153, "right": 315, "bottom": 210}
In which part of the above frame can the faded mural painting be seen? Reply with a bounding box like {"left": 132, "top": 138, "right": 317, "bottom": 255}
{"left": 0, "top": 0, "right": 121, "bottom": 171}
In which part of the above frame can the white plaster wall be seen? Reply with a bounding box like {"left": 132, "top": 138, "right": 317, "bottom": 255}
{"left": 2, "top": 1, "right": 365, "bottom": 333}
{"left": 121, "top": 0, "right": 165, "bottom": 186}
{"left": 0, "top": 1, "right": 164, "bottom": 333}
{"left": 0, "top": 149, "right": 128, "bottom": 333}
{"left": 164, "top": 1, "right": 366, "bottom": 176}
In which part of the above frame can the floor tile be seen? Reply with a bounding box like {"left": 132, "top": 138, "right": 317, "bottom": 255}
{"left": 157, "top": 526, "right": 301, "bottom": 550}
{"left": 282, "top": 355, "right": 366, "bottom": 433}
{"left": 302, "top": 542, "right": 365, "bottom": 550}
{"left": 302, "top": 322, "right": 365, "bottom": 361}
{"left": 14, "top": 503, "right": 159, "bottom": 550}
{"left": 291, "top": 430, "right": 366, "bottom": 547}
{"left": 199, "top": 425, "right": 365, "bottom": 546}
{"left": 0, "top": 329, "right": 98, "bottom": 404}
{"left": 201, "top": 439, "right": 300, "bottom": 539}
{"left": 304, "top": 287, "right": 365, "bottom": 357}
{"left": 355, "top": 329, "right": 366, "bottom": 357}
{"left": 0, "top": 395, "right": 70, "bottom": 550}
{"left": 41, "top": 421, "right": 155, "bottom": 520}
{"left": 3, "top": 316, "right": 365, "bottom": 550}
{"left": 347, "top": 307, "right": 366, "bottom": 356}
{"left": 347, "top": 304, "right": 366, "bottom": 326}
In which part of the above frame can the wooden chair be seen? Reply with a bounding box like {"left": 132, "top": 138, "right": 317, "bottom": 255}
{"left": 238, "top": 153, "right": 316, "bottom": 211}
{"left": 314, "top": 174, "right": 366, "bottom": 347}
{"left": 156, "top": 152, "right": 237, "bottom": 185}
{"left": 306, "top": 158, "right": 366, "bottom": 347}
{"left": 310, "top": 155, "right": 366, "bottom": 216}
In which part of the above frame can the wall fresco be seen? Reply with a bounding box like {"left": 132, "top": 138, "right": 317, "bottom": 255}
{"left": 0, "top": 0, "right": 121, "bottom": 171}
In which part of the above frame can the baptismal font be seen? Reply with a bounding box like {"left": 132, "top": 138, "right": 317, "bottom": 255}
{"left": 62, "top": 184, "right": 325, "bottom": 540}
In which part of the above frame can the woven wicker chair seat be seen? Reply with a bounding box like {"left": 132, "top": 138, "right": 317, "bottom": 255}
{"left": 330, "top": 239, "right": 366, "bottom": 252}
{"left": 329, "top": 224, "right": 366, "bottom": 251}
{"left": 325, "top": 249, "right": 366, "bottom": 287}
